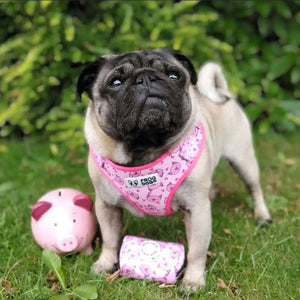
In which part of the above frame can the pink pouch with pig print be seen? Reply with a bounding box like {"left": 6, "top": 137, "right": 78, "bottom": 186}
{"left": 119, "top": 235, "right": 185, "bottom": 284}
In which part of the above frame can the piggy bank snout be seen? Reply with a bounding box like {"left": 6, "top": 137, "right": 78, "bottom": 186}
{"left": 57, "top": 235, "right": 78, "bottom": 253}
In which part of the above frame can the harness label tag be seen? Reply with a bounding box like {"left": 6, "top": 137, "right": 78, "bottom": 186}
{"left": 125, "top": 173, "right": 160, "bottom": 188}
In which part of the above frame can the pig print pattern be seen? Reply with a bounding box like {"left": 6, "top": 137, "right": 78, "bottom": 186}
{"left": 119, "top": 236, "right": 185, "bottom": 284}
{"left": 90, "top": 122, "right": 206, "bottom": 216}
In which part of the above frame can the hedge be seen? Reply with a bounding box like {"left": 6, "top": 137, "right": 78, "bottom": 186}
{"left": 0, "top": 0, "right": 299, "bottom": 148}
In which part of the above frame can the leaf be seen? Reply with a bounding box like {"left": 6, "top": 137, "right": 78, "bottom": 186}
{"left": 274, "top": 1, "right": 292, "bottom": 19}
{"left": 288, "top": 20, "right": 300, "bottom": 45}
{"left": 49, "top": 295, "right": 70, "bottom": 300}
{"left": 120, "top": 5, "right": 133, "bottom": 33}
{"left": 267, "top": 56, "right": 294, "bottom": 80}
{"left": 41, "top": 0, "right": 52, "bottom": 8}
{"left": 207, "top": 251, "right": 217, "bottom": 258}
{"left": 0, "top": 182, "right": 15, "bottom": 195}
{"left": 106, "top": 270, "right": 121, "bottom": 284}
{"left": 230, "top": 281, "right": 238, "bottom": 295}
{"left": 50, "top": 144, "right": 59, "bottom": 156}
{"left": 1, "top": 279, "right": 18, "bottom": 296}
{"left": 46, "top": 270, "right": 58, "bottom": 282}
{"left": 259, "top": 119, "right": 272, "bottom": 134}
{"left": 48, "top": 77, "right": 60, "bottom": 86}
{"left": 255, "top": 1, "right": 271, "bottom": 17}
{"left": 0, "top": 145, "right": 8, "bottom": 153}
{"left": 287, "top": 113, "right": 300, "bottom": 126}
{"left": 150, "top": 27, "right": 161, "bottom": 42}
{"left": 273, "top": 16, "right": 287, "bottom": 41}
{"left": 50, "top": 12, "right": 61, "bottom": 26}
{"left": 277, "top": 151, "right": 286, "bottom": 163}
{"left": 257, "top": 17, "right": 270, "bottom": 36}
{"left": 174, "top": 0, "right": 198, "bottom": 14}
{"left": 158, "top": 283, "right": 175, "bottom": 288}
{"left": 217, "top": 278, "right": 227, "bottom": 289}
{"left": 245, "top": 103, "right": 264, "bottom": 121}
{"left": 291, "top": 66, "right": 300, "bottom": 84}
{"left": 223, "top": 228, "right": 234, "bottom": 237}
{"left": 73, "top": 285, "right": 98, "bottom": 300}
{"left": 0, "top": 35, "right": 24, "bottom": 56}
{"left": 267, "top": 195, "right": 288, "bottom": 212}
{"left": 278, "top": 100, "right": 300, "bottom": 117}
{"left": 294, "top": 184, "right": 300, "bottom": 191}
{"left": 64, "top": 18, "right": 75, "bottom": 42}
{"left": 5, "top": 45, "right": 44, "bottom": 82}
{"left": 25, "top": 1, "right": 37, "bottom": 15}
{"left": 284, "top": 158, "right": 295, "bottom": 166}
{"left": 42, "top": 250, "right": 66, "bottom": 290}
{"left": 50, "top": 282, "right": 61, "bottom": 292}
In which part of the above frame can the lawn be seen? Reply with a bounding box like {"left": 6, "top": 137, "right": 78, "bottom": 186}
{"left": 0, "top": 131, "right": 299, "bottom": 300}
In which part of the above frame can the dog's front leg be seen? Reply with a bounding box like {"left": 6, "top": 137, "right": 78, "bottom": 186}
{"left": 182, "top": 198, "right": 212, "bottom": 292}
{"left": 91, "top": 199, "right": 122, "bottom": 274}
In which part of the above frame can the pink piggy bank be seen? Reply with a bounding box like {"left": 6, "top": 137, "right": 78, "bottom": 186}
{"left": 31, "top": 188, "right": 97, "bottom": 255}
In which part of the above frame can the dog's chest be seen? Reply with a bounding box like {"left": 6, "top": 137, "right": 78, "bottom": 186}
{"left": 90, "top": 122, "right": 206, "bottom": 216}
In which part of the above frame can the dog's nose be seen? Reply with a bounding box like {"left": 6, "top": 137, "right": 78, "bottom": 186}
{"left": 135, "top": 74, "right": 157, "bottom": 85}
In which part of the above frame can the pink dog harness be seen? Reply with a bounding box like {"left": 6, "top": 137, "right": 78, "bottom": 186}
{"left": 90, "top": 122, "right": 205, "bottom": 216}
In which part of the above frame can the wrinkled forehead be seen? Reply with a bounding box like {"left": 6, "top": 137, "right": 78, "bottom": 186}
{"left": 113, "top": 50, "right": 171, "bottom": 67}
{"left": 102, "top": 50, "right": 179, "bottom": 75}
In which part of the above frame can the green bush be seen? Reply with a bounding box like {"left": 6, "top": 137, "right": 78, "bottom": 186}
{"left": 0, "top": 0, "right": 299, "bottom": 148}
{"left": 204, "top": 1, "right": 300, "bottom": 133}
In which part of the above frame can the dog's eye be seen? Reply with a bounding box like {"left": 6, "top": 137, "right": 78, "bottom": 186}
{"left": 168, "top": 72, "right": 179, "bottom": 80}
{"left": 110, "top": 77, "right": 123, "bottom": 88}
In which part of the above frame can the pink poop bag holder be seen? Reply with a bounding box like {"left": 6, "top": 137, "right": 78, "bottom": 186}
{"left": 119, "top": 236, "right": 185, "bottom": 284}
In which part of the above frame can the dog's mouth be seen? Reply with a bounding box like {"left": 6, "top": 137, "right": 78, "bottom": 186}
{"left": 143, "top": 96, "right": 167, "bottom": 110}
{"left": 138, "top": 96, "right": 170, "bottom": 130}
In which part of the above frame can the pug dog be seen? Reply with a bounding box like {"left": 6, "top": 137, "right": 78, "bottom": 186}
{"left": 76, "top": 48, "right": 272, "bottom": 292}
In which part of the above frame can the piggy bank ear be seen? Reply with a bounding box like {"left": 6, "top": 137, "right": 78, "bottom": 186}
{"left": 31, "top": 201, "right": 52, "bottom": 221}
{"left": 73, "top": 194, "right": 93, "bottom": 211}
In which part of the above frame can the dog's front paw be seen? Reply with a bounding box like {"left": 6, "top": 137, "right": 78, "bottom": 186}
{"left": 91, "top": 253, "right": 118, "bottom": 274}
{"left": 179, "top": 273, "right": 205, "bottom": 296}
{"left": 254, "top": 206, "right": 272, "bottom": 226}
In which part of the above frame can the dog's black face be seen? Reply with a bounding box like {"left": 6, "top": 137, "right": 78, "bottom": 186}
{"left": 77, "top": 48, "right": 197, "bottom": 152}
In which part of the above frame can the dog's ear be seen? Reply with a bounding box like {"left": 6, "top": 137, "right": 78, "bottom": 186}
{"left": 76, "top": 57, "right": 106, "bottom": 101}
{"left": 158, "top": 48, "right": 197, "bottom": 85}
{"left": 171, "top": 51, "right": 198, "bottom": 85}
{"left": 197, "top": 62, "right": 232, "bottom": 104}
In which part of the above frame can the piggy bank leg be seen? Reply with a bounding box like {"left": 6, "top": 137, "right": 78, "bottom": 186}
{"left": 91, "top": 199, "right": 122, "bottom": 274}
{"left": 83, "top": 245, "right": 94, "bottom": 256}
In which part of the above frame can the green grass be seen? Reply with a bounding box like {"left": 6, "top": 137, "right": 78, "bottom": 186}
{"left": 0, "top": 132, "right": 299, "bottom": 300}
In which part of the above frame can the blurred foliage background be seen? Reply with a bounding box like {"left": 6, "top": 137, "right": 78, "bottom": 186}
{"left": 0, "top": 0, "right": 299, "bottom": 148}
